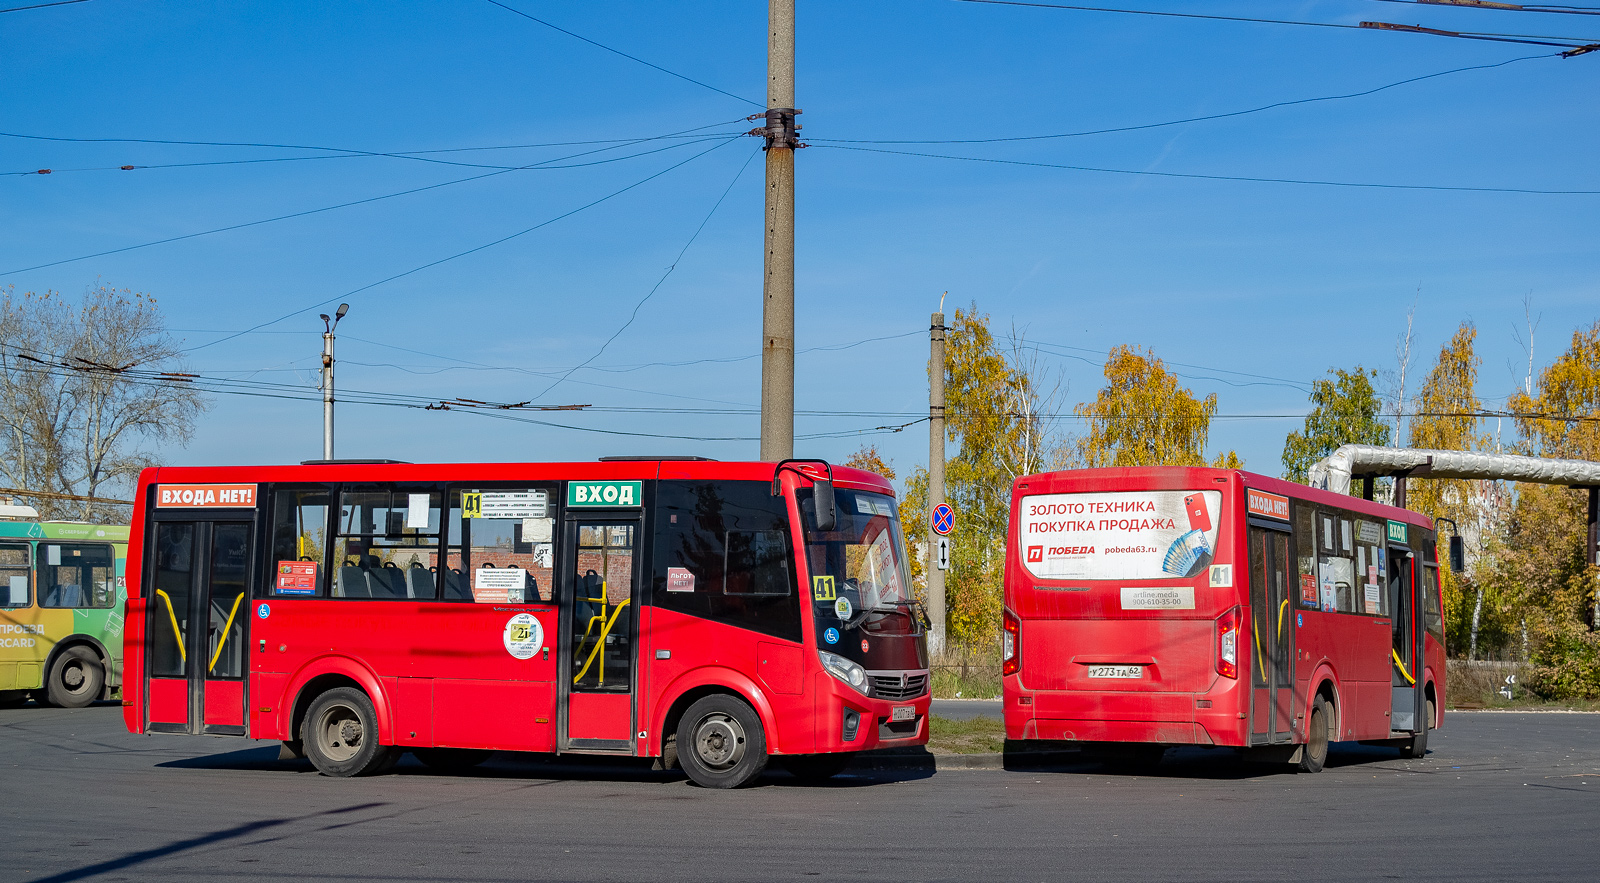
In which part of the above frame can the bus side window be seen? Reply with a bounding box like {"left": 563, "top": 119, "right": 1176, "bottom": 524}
{"left": 38, "top": 544, "right": 115, "bottom": 609}
{"left": 1, "top": 543, "right": 30, "bottom": 608}
{"left": 268, "top": 488, "right": 332, "bottom": 598}
{"left": 1424, "top": 564, "right": 1444, "bottom": 639}
{"left": 651, "top": 481, "right": 800, "bottom": 642}
{"left": 1293, "top": 505, "right": 1317, "bottom": 610}
{"left": 444, "top": 487, "right": 555, "bottom": 603}
{"left": 334, "top": 487, "right": 445, "bottom": 601}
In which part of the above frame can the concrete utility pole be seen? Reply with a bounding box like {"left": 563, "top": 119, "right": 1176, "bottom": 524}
{"left": 759, "top": 0, "right": 798, "bottom": 461}
{"left": 319, "top": 304, "right": 348, "bottom": 460}
{"left": 928, "top": 308, "right": 947, "bottom": 656}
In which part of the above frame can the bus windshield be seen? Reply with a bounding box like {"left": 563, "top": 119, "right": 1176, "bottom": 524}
{"left": 801, "top": 489, "right": 917, "bottom": 648}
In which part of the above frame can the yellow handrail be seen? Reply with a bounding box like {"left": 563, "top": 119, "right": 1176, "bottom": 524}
{"left": 1276, "top": 598, "right": 1289, "bottom": 641}
{"left": 208, "top": 592, "right": 245, "bottom": 673}
{"left": 154, "top": 588, "right": 186, "bottom": 665}
{"left": 1391, "top": 649, "right": 1416, "bottom": 685}
{"left": 1252, "top": 620, "right": 1267, "bottom": 682}
{"left": 574, "top": 598, "right": 631, "bottom": 686}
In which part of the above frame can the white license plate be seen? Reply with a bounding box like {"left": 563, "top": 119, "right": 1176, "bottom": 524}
{"left": 1087, "top": 665, "right": 1143, "bottom": 679}
{"left": 891, "top": 705, "right": 916, "bottom": 722}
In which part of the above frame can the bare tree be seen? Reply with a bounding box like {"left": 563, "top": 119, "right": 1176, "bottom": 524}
{"left": 1001, "top": 327, "right": 1067, "bottom": 483}
{"left": 1388, "top": 300, "right": 1417, "bottom": 452}
{"left": 0, "top": 285, "right": 206, "bottom": 521}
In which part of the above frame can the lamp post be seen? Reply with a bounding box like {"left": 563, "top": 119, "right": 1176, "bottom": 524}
{"left": 319, "top": 303, "right": 348, "bottom": 460}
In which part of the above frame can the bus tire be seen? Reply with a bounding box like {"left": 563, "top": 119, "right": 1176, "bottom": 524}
{"left": 1298, "top": 695, "right": 1332, "bottom": 773}
{"left": 301, "top": 687, "right": 396, "bottom": 777}
{"left": 781, "top": 752, "right": 853, "bottom": 783}
{"left": 413, "top": 748, "right": 491, "bottom": 772}
{"left": 1404, "top": 699, "right": 1433, "bottom": 760}
{"left": 46, "top": 646, "right": 105, "bottom": 709}
{"left": 677, "top": 694, "right": 768, "bottom": 789}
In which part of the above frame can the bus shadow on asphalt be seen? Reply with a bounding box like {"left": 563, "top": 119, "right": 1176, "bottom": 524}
{"left": 1054, "top": 743, "right": 1416, "bottom": 779}
{"left": 158, "top": 746, "right": 936, "bottom": 787}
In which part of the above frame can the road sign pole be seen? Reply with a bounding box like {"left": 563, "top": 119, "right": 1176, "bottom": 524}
{"left": 928, "top": 310, "right": 947, "bottom": 656}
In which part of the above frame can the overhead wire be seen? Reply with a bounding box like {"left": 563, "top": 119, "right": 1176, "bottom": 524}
{"left": 182, "top": 135, "right": 746, "bottom": 354}
{"left": 813, "top": 53, "right": 1554, "bottom": 145}
{"left": 0, "top": 119, "right": 752, "bottom": 176}
{"left": 482, "top": 0, "right": 764, "bottom": 108}
{"left": 4, "top": 125, "right": 749, "bottom": 276}
{"left": 533, "top": 146, "right": 761, "bottom": 400}
{"left": 941, "top": 0, "right": 1600, "bottom": 46}
{"left": 811, "top": 143, "right": 1600, "bottom": 194}
{"left": 0, "top": 0, "right": 91, "bottom": 12}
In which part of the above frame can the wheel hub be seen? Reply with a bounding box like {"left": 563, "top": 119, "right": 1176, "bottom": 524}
{"left": 694, "top": 713, "right": 745, "bottom": 770}
{"left": 63, "top": 665, "right": 85, "bottom": 689}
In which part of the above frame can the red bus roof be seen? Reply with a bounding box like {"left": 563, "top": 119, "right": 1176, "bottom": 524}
{"left": 135, "top": 460, "right": 895, "bottom": 494}
{"left": 1012, "top": 466, "right": 1436, "bottom": 531}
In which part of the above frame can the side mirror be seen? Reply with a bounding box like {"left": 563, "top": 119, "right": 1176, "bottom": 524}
{"left": 1448, "top": 534, "right": 1465, "bottom": 574}
{"left": 813, "top": 479, "right": 837, "bottom": 532}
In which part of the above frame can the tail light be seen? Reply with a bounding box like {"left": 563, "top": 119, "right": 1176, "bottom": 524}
{"left": 1216, "top": 606, "right": 1238, "bottom": 679}
{"left": 1002, "top": 609, "right": 1020, "bottom": 676}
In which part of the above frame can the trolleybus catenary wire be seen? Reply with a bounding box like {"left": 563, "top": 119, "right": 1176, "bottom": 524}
{"left": 179, "top": 136, "right": 744, "bottom": 355}
{"left": 811, "top": 143, "right": 1600, "bottom": 194}
{"left": 2, "top": 121, "right": 754, "bottom": 176}
{"left": 812, "top": 53, "right": 1557, "bottom": 146}
{"left": 532, "top": 146, "right": 761, "bottom": 400}
{"left": 3, "top": 132, "right": 746, "bottom": 277}
{"left": 940, "top": 0, "right": 1600, "bottom": 45}
{"left": 481, "top": 0, "right": 765, "bottom": 109}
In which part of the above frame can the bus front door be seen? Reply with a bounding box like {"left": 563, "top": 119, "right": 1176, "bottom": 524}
{"left": 1389, "top": 550, "right": 1419, "bottom": 732}
{"left": 559, "top": 518, "right": 639, "bottom": 752}
{"left": 144, "top": 518, "right": 252, "bottom": 735}
{"left": 1248, "top": 526, "right": 1295, "bottom": 745}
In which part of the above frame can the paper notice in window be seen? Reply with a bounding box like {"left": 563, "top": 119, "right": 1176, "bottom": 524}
{"left": 1364, "top": 583, "right": 1382, "bottom": 615}
{"left": 407, "top": 494, "right": 431, "bottom": 529}
{"left": 8, "top": 575, "right": 25, "bottom": 605}
{"left": 46, "top": 545, "right": 60, "bottom": 566}
{"left": 522, "top": 517, "right": 553, "bottom": 543}
{"left": 666, "top": 567, "right": 695, "bottom": 592}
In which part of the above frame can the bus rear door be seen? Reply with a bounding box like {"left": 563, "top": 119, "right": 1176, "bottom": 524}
{"left": 144, "top": 511, "right": 253, "bottom": 735}
{"left": 559, "top": 510, "right": 641, "bottom": 752}
{"left": 1247, "top": 525, "right": 1295, "bottom": 744}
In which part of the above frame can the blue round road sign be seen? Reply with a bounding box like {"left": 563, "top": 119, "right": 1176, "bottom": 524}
{"left": 931, "top": 503, "right": 954, "bottom": 536}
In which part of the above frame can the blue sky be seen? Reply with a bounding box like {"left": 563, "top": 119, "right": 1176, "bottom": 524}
{"left": 3, "top": 0, "right": 1596, "bottom": 492}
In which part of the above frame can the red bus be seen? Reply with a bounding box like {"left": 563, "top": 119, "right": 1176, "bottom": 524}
{"left": 121, "top": 458, "right": 928, "bottom": 788}
{"left": 1002, "top": 467, "right": 1449, "bottom": 772}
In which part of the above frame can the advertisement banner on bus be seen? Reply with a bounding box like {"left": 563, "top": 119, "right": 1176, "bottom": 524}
{"left": 1018, "top": 490, "right": 1222, "bottom": 581}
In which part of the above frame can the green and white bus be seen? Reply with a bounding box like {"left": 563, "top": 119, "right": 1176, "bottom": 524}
{"left": 0, "top": 521, "right": 129, "bottom": 708}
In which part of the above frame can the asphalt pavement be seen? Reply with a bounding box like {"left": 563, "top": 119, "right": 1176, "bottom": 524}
{"left": 4, "top": 702, "right": 1599, "bottom": 882}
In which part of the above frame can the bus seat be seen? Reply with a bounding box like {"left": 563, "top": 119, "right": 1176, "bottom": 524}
{"left": 337, "top": 565, "right": 372, "bottom": 598}
{"left": 406, "top": 562, "right": 435, "bottom": 599}
{"left": 372, "top": 563, "right": 407, "bottom": 599}
{"left": 442, "top": 567, "right": 471, "bottom": 601}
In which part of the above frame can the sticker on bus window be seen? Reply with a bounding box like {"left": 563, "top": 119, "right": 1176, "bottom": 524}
{"left": 835, "top": 597, "right": 853, "bottom": 620}
{"left": 275, "top": 561, "right": 318, "bottom": 595}
{"left": 1017, "top": 490, "right": 1221, "bottom": 582}
{"left": 1300, "top": 574, "right": 1318, "bottom": 606}
{"left": 812, "top": 575, "right": 836, "bottom": 601}
{"left": 666, "top": 567, "right": 695, "bottom": 593}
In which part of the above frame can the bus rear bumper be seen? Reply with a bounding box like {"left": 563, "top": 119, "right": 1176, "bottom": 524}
{"left": 1005, "top": 689, "right": 1244, "bottom": 747}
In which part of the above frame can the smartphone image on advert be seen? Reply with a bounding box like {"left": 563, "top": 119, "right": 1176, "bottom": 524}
{"left": 1183, "top": 494, "right": 1211, "bottom": 533}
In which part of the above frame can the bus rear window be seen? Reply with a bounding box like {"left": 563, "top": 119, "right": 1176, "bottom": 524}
{"left": 1016, "top": 490, "right": 1222, "bottom": 581}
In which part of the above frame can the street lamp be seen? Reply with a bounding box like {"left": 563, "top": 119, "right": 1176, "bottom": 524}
{"left": 319, "top": 303, "right": 349, "bottom": 460}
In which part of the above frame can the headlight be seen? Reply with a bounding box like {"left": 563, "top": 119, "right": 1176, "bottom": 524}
{"left": 819, "top": 650, "right": 869, "bottom": 695}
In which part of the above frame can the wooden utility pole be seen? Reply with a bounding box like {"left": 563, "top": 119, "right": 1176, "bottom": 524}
{"left": 759, "top": 0, "right": 798, "bottom": 461}
{"left": 928, "top": 308, "right": 947, "bottom": 655}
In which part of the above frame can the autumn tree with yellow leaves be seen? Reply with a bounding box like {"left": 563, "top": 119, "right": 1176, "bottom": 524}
{"left": 1071, "top": 345, "right": 1242, "bottom": 469}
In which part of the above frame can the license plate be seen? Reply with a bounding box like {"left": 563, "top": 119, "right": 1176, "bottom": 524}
{"left": 1087, "top": 665, "right": 1143, "bottom": 679}
{"left": 891, "top": 705, "right": 916, "bottom": 722}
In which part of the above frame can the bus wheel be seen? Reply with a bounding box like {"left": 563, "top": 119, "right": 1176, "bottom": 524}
{"left": 413, "top": 748, "right": 491, "bottom": 772}
{"left": 781, "top": 752, "right": 853, "bottom": 783}
{"left": 0, "top": 690, "right": 30, "bottom": 708}
{"left": 1404, "top": 700, "right": 1434, "bottom": 760}
{"left": 46, "top": 646, "right": 105, "bottom": 709}
{"left": 302, "top": 687, "right": 399, "bottom": 777}
{"left": 1298, "top": 695, "right": 1332, "bottom": 773}
{"left": 677, "top": 694, "right": 768, "bottom": 789}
